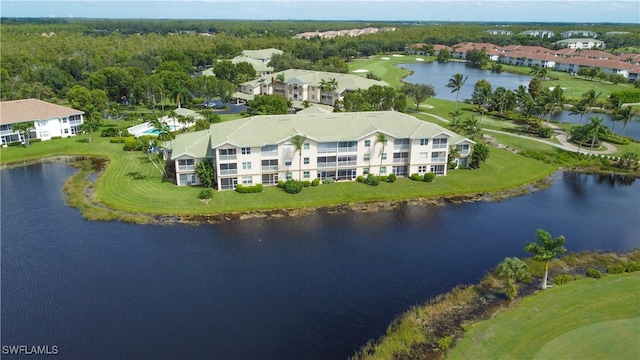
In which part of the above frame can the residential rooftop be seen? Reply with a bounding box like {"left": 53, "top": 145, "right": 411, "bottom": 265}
{"left": 0, "top": 99, "right": 84, "bottom": 125}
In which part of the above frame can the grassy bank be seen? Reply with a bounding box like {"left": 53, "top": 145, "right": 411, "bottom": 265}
{"left": 352, "top": 250, "right": 640, "bottom": 360}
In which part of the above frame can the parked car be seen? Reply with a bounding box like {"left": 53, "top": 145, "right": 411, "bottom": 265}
{"left": 203, "top": 100, "right": 224, "bottom": 108}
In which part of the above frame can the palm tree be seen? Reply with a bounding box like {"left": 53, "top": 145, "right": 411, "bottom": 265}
{"left": 582, "top": 89, "right": 601, "bottom": 121}
{"left": 569, "top": 100, "right": 589, "bottom": 126}
{"left": 496, "top": 257, "right": 531, "bottom": 299}
{"left": 109, "top": 102, "right": 124, "bottom": 136}
{"left": 586, "top": 116, "right": 603, "bottom": 154}
{"left": 618, "top": 106, "right": 639, "bottom": 139}
{"left": 12, "top": 121, "right": 35, "bottom": 147}
{"left": 446, "top": 73, "right": 468, "bottom": 112}
{"left": 376, "top": 133, "right": 387, "bottom": 175}
{"left": 523, "top": 228, "right": 567, "bottom": 290}
{"left": 291, "top": 134, "right": 306, "bottom": 181}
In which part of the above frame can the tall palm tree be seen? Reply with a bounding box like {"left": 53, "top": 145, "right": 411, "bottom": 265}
{"left": 291, "top": 134, "right": 306, "bottom": 181}
{"left": 569, "top": 99, "right": 589, "bottom": 126}
{"left": 523, "top": 228, "right": 567, "bottom": 290}
{"left": 12, "top": 121, "right": 35, "bottom": 147}
{"left": 586, "top": 116, "right": 603, "bottom": 154}
{"left": 376, "top": 133, "right": 387, "bottom": 175}
{"left": 582, "top": 89, "right": 601, "bottom": 121}
{"left": 618, "top": 106, "right": 639, "bottom": 139}
{"left": 446, "top": 73, "right": 468, "bottom": 112}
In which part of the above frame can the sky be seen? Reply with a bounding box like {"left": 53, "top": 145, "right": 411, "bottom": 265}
{"left": 1, "top": 0, "right": 638, "bottom": 23}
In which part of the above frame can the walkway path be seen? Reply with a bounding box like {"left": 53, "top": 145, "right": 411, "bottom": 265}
{"left": 419, "top": 112, "right": 619, "bottom": 156}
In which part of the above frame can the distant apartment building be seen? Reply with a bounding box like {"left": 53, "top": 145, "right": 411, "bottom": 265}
{"left": 0, "top": 99, "right": 84, "bottom": 146}
{"left": 236, "top": 69, "right": 388, "bottom": 106}
{"left": 554, "top": 38, "right": 606, "bottom": 50}
{"left": 170, "top": 111, "right": 474, "bottom": 189}
{"left": 561, "top": 30, "right": 598, "bottom": 38}
{"left": 519, "top": 30, "right": 555, "bottom": 38}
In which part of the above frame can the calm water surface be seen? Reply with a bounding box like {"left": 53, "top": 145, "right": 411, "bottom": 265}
{"left": 2, "top": 163, "right": 639, "bottom": 359}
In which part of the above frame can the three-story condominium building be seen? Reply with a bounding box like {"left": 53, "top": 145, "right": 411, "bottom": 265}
{"left": 170, "top": 111, "right": 474, "bottom": 190}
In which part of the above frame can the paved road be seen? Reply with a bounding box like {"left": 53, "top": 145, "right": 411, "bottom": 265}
{"left": 419, "top": 112, "right": 619, "bottom": 155}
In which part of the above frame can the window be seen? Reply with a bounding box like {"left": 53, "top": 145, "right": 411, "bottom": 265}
{"left": 242, "top": 177, "right": 253, "bottom": 185}
{"left": 286, "top": 172, "right": 292, "bottom": 180}
{"left": 364, "top": 140, "right": 371, "bottom": 147}
{"left": 62, "top": 118, "right": 68, "bottom": 124}
{"left": 179, "top": 173, "right": 196, "bottom": 185}
{"left": 430, "top": 165, "right": 445, "bottom": 175}
{"left": 431, "top": 151, "right": 446, "bottom": 162}
{"left": 364, "top": 154, "right": 370, "bottom": 161}
{"left": 418, "top": 165, "right": 427, "bottom": 173}
{"left": 241, "top": 147, "right": 251, "bottom": 155}
{"left": 392, "top": 166, "right": 408, "bottom": 176}
{"left": 419, "top": 152, "right": 428, "bottom": 160}
{"left": 420, "top": 138, "right": 429, "bottom": 146}
{"left": 363, "top": 167, "right": 370, "bottom": 175}
{"left": 458, "top": 144, "right": 470, "bottom": 154}
{"left": 261, "top": 145, "right": 278, "bottom": 156}
{"left": 394, "top": 138, "right": 410, "bottom": 149}
{"left": 433, "top": 138, "right": 448, "bottom": 149}
{"left": 381, "top": 153, "right": 387, "bottom": 160}
{"left": 284, "top": 143, "right": 293, "bottom": 153}
{"left": 219, "top": 163, "right": 237, "bottom": 175}
{"left": 303, "top": 171, "right": 310, "bottom": 179}
{"left": 218, "top": 148, "right": 237, "bottom": 160}
{"left": 303, "top": 143, "right": 310, "bottom": 150}
{"left": 285, "top": 158, "right": 292, "bottom": 166}
{"left": 304, "top": 157, "right": 310, "bottom": 165}
{"left": 380, "top": 166, "right": 387, "bottom": 174}
{"left": 242, "top": 162, "right": 251, "bottom": 170}
{"left": 64, "top": 129, "right": 69, "bottom": 134}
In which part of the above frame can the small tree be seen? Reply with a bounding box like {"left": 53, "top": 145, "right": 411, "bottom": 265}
{"left": 469, "top": 142, "right": 489, "bottom": 169}
{"left": 195, "top": 159, "right": 215, "bottom": 188}
{"left": 496, "top": 257, "right": 531, "bottom": 300}
{"left": 291, "top": 134, "right": 307, "bottom": 181}
{"left": 12, "top": 121, "right": 35, "bottom": 147}
{"left": 524, "top": 228, "right": 567, "bottom": 290}
{"left": 401, "top": 83, "right": 436, "bottom": 110}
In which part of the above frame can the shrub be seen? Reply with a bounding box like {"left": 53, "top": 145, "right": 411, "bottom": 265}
{"left": 123, "top": 137, "right": 140, "bottom": 151}
{"left": 387, "top": 173, "right": 397, "bottom": 183}
{"left": 553, "top": 274, "right": 574, "bottom": 285}
{"left": 606, "top": 264, "right": 625, "bottom": 274}
{"left": 101, "top": 127, "right": 123, "bottom": 137}
{"left": 411, "top": 173, "right": 422, "bottom": 181}
{"left": 379, "top": 175, "right": 388, "bottom": 182}
{"left": 198, "top": 189, "right": 213, "bottom": 199}
{"left": 322, "top": 178, "right": 335, "bottom": 184}
{"left": 424, "top": 172, "right": 436, "bottom": 182}
{"left": 437, "top": 336, "right": 454, "bottom": 351}
{"left": 110, "top": 137, "right": 127, "bottom": 144}
{"left": 364, "top": 174, "right": 380, "bottom": 186}
{"left": 277, "top": 180, "right": 286, "bottom": 188}
{"left": 504, "top": 280, "right": 518, "bottom": 300}
{"left": 235, "top": 184, "right": 264, "bottom": 193}
{"left": 625, "top": 261, "right": 640, "bottom": 272}
{"left": 585, "top": 268, "right": 602, "bottom": 278}
{"left": 311, "top": 178, "right": 320, "bottom": 187}
{"left": 284, "top": 180, "right": 303, "bottom": 194}
{"left": 302, "top": 180, "right": 311, "bottom": 187}
{"left": 538, "top": 127, "right": 553, "bottom": 138}
{"left": 357, "top": 175, "right": 366, "bottom": 183}
{"left": 448, "top": 161, "right": 458, "bottom": 169}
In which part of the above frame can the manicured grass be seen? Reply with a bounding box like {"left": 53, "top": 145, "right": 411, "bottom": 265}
{"left": 447, "top": 272, "right": 640, "bottom": 360}
{"left": 348, "top": 55, "right": 433, "bottom": 88}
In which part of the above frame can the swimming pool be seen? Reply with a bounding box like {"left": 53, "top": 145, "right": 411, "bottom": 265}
{"left": 143, "top": 125, "right": 178, "bottom": 135}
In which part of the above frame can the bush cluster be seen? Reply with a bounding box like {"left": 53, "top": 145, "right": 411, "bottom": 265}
{"left": 311, "top": 178, "right": 320, "bottom": 186}
{"left": 283, "top": 180, "right": 303, "bottom": 194}
{"left": 606, "top": 264, "right": 625, "bottom": 274}
{"left": 364, "top": 174, "right": 380, "bottom": 186}
{"left": 553, "top": 274, "right": 575, "bottom": 285}
{"left": 198, "top": 189, "right": 213, "bottom": 199}
{"left": 585, "top": 268, "right": 602, "bottom": 278}
{"left": 110, "top": 137, "right": 127, "bottom": 144}
{"left": 235, "top": 184, "right": 263, "bottom": 193}
{"left": 424, "top": 172, "right": 436, "bottom": 182}
{"left": 538, "top": 127, "right": 553, "bottom": 138}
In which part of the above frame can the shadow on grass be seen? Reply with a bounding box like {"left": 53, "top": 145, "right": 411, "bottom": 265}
{"left": 126, "top": 171, "right": 148, "bottom": 180}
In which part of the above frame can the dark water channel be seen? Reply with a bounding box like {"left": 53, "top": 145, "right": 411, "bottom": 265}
{"left": 2, "top": 163, "right": 639, "bottom": 359}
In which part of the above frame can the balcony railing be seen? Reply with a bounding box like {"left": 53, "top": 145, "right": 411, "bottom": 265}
{"left": 432, "top": 144, "right": 448, "bottom": 149}
{"left": 317, "top": 148, "right": 336, "bottom": 154}
{"left": 218, "top": 154, "right": 237, "bottom": 161}
{"left": 393, "top": 144, "right": 410, "bottom": 150}
{"left": 219, "top": 169, "right": 238, "bottom": 175}
{"left": 431, "top": 157, "right": 446, "bottom": 163}
{"left": 317, "top": 162, "right": 337, "bottom": 168}
{"left": 261, "top": 165, "right": 279, "bottom": 172}
{"left": 337, "top": 146, "right": 357, "bottom": 153}
{"left": 177, "top": 165, "right": 195, "bottom": 172}
{"left": 393, "top": 158, "right": 409, "bottom": 164}
{"left": 337, "top": 160, "right": 357, "bottom": 167}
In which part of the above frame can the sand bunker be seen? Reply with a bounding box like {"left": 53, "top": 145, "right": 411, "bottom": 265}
{"left": 416, "top": 58, "right": 424, "bottom": 61}
{"left": 392, "top": 54, "right": 404, "bottom": 57}
{"left": 352, "top": 69, "right": 369, "bottom": 73}
{"left": 381, "top": 57, "right": 390, "bottom": 60}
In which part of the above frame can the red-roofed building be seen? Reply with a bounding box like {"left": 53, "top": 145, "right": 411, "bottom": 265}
{"left": 0, "top": 99, "right": 84, "bottom": 146}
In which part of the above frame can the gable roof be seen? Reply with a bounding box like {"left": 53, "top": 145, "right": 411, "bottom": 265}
{"left": 241, "top": 48, "right": 283, "bottom": 60}
{"left": 244, "top": 69, "right": 388, "bottom": 93}
{"left": 206, "top": 111, "right": 468, "bottom": 149}
{"left": 0, "top": 98, "right": 84, "bottom": 125}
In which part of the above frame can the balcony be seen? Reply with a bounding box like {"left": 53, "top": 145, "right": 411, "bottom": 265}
{"left": 432, "top": 144, "right": 448, "bottom": 149}
{"left": 317, "top": 162, "right": 337, "bottom": 168}
{"left": 261, "top": 165, "right": 279, "bottom": 172}
{"left": 337, "top": 146, "right": 357, "bottom": 153}
{"left": 393, "top": 157, "right": 409, "bottom": 164}
{"left": 218, "top": 154, "right": 237, "bottom": 161}
{"left": 337, "top": 160, "right": 357, "bottom": 167}
{"left": 177, "top": 165, "right": 195, "bottom": 172}
{"left": 219, "top": 169, "right": 238, "bottom": 175}
{"left": 431, "top": 157, "right": 446, "bottom": 163}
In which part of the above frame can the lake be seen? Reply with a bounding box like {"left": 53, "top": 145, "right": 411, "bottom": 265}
{"left": 402, "top": 61, "right": 640, "bottom": 140}
{"left": 1, "top": 163, "right": 639, "bottom": 359}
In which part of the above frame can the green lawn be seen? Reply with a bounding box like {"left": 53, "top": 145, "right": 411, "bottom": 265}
{"left": 447, "top": 272, "right": 640, "bottom": 360}
{"left": 348, "top": 55, "right": 434, "bottom": 88}
{"left": 0, "top": 124, "right": 556, "bottom": 216}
